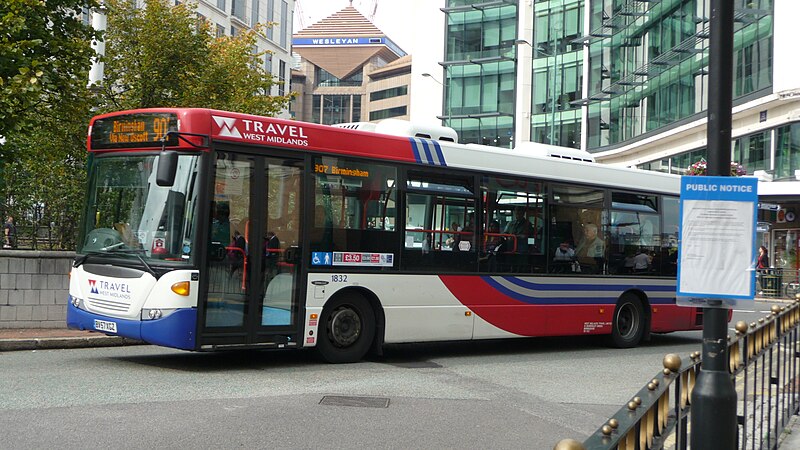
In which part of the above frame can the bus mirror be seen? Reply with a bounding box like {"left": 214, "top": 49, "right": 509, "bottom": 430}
{"left": 156, "top": 151, "right": 178, "bottom": 186}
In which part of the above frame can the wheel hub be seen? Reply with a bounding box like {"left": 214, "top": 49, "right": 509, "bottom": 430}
{"left": 329, "top": 307, "right": 361, "bottom": 347}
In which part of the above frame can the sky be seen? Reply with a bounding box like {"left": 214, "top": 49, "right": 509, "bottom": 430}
{"left": 293, "top": 0, "right": 413, "bottom": 53}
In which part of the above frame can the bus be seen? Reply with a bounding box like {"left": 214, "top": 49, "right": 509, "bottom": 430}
{"left": 67, "top": 108, "right": 701, "bottom": 363}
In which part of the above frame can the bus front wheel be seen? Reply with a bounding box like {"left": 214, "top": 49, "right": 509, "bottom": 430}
{"left": 610, "top": 294, "right": 645, "bottom": 348}
{"left": 317, "top": 294, "right": 375, "bottom": 363}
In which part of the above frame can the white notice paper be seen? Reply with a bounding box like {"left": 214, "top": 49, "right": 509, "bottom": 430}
{"left": 678, "top": 200, "right": 754, "bottom": 296}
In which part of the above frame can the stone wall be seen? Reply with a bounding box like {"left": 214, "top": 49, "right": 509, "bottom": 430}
{"left": 0, "top": 250, "right": 75, "bottom": 329}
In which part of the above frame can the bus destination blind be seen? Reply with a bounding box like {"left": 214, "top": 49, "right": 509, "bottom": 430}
{"left": 91, "top": 113, "right": 179, "bottom": 149}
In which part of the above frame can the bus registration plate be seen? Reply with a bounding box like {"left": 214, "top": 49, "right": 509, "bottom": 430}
{"left": 94, "top": 319, "right": 117, "bottom": 333}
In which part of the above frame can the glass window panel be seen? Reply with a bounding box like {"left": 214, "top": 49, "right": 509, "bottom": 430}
{"left": 552, "top": 184, "right": 604, "bottom": 206}
{"left": 401, "top": 173, "right": 477, "bottom": 272}
{"left": 482, "top": 176, "right": 546, "bottom": 273}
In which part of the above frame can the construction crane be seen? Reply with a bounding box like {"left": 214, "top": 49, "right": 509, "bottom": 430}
{"left": 367, "top": 0, "right": 378, "bottom": 21}
{"left": 295, "top": 0, "right": 306, "bottom": 30}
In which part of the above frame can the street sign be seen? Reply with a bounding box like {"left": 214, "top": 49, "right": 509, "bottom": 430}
{"left": 677, "top": 176, "right": 758, "bottom": 308}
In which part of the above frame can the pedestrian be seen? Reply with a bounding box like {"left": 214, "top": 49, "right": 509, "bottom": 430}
{"left": 756, "top": 245, "right": 769, "bottom": 294}
{"left": 3, "top": 215, "right": 16, "bottom": 249}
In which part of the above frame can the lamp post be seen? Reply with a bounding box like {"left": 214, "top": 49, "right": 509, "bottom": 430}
{"left": 422, "top": 72, "right": 450, "bottom": 125}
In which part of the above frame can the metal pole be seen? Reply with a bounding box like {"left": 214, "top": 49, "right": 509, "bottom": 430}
{"left": 445, "top": 67, "right": 451, "bottom": 127}
{"left": 690, "top": 0, "right": 737, "bottom": 448}
{"left": 550, "top": 7, "right": 558, "bottom": 145}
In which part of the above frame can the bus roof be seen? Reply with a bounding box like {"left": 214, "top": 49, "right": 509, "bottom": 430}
{"left": 88, "top": 108, "right": 680, "bottom": 195}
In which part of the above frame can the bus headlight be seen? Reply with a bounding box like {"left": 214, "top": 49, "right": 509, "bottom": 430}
{"left": 141, "top": 308, "right": 177, "bottom": 321}
{"left": 70, "top": 295, "right": 83, "bottom": 309}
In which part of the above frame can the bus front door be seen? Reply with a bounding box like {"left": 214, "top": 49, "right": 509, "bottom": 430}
{"left": 200, "top": 153, "right": 303, "bottom": 347}
{"left": 252, "top": 158, "right": 304, "bottom": 343}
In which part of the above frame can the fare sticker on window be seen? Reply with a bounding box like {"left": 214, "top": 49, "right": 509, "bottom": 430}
{"left": 331, "top": 252, "right": 393, "bottom": 267}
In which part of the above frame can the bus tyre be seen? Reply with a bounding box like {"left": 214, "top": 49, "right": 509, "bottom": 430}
{"left": 610, "top": 295, "right": 645, "bottom": 348}
{"left": 317, "top": 295, "right": 375, "bottom": 363}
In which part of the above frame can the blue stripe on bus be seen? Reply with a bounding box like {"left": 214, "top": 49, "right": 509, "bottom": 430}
{"left": 431, "top": 140, "right": 447, "bottom": 166}
{"left": 499, "top": 276, "right": 676, "bottom": 292}
{"left": 419, "top": 139, "right": 435, "bottom": 165}
{"left": 408, "top": 138, "right": 423, "bottom": 164}
{"left": 482, "top": 276, "right": 675, "bottom": 306}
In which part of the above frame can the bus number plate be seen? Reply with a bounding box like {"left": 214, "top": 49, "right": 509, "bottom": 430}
{"left": 94, "top": 319, "right": 118, "bottom": 333}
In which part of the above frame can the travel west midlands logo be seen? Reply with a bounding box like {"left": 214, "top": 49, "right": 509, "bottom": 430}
{"left": 87, "top": 279, "right": 132, "bottom": 300}
{"left": 212, "top": 115, "right": 310, "bottom": 147}
{"left": 89, "top": 279, "right": 99, "bottom": 294}
{"left": 213, "top": 116, "right": 242, "bottom": 138}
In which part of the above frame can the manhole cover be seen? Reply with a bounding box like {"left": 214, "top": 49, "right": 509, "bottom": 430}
{"left": 319, "top": 395, "right": 390, "bottom": 408}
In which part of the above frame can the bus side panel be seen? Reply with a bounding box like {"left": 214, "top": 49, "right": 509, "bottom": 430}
{"left": 304, "top": 273, "right": 696, "bottom": 346}
{"left": 305, "top": 273, "right": 474, "bottom": 344}
{"left": 442, "top": 275, "right": 691, "bottom": 338}
{"left": 650, "top": 304, "right": 702, "bottom": 332}
{"left": 472, "top": 304, "right": 612, "bottom": 339}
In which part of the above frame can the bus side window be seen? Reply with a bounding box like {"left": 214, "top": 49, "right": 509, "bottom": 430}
{"left": 401, "top": 172, "right": 477, "bottom": 272}
{"left": 482, "top": 176, "right": 546, "bottom": 274}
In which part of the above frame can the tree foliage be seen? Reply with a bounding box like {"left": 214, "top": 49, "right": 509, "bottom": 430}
{"left": 0, "top": 97, "right": 93, "bottom": 249}
{"left": 98, "top": 0, "right": 294, "bottom": 115}
{"left": 0, "top": 0, "right": 98, "bottom": 136}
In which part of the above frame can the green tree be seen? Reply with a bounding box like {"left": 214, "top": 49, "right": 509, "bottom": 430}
{"left": 0, "top": 98, "right": 92, "bottom": 249}
{"left": 98, "top": 0, "right": 294, "bottom": 114}
{"left": 0, "top": 0, "right": 97, "bottom": 248}
{"left": 0, "top": 0, "right": 98, "bottom": 136}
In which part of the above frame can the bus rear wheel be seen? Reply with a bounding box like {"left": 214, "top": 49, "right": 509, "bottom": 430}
{"left": 610, "top": 294, "right": 645, "bottom": 348}
{"left": 317, "top": 295, "right": 375, "bottom": 363}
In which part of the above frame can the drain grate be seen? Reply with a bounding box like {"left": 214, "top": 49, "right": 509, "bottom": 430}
{"left": 319, "top": 395, "right": 390, "bottom": 408}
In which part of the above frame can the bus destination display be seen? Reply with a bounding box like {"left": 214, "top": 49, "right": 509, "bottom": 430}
{"left": 91, "top": 113, "right": 178, "bottom": 149}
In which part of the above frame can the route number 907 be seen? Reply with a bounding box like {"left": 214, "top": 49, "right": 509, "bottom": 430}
{"left": 331, "top": 275, "right": 348, "bottom": 283}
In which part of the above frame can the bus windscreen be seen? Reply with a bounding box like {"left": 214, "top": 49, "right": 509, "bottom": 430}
{"left": 91, "top": 113, "right": 179, "bottom": 149}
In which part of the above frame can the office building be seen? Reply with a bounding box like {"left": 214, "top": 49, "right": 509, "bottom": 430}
{"left": 290, "top": 5, "right": 410, "bottom": 124}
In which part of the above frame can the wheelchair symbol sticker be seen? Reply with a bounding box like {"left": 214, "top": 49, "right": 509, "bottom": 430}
{"left": 312, "top": 252, "right": 332, "bottom": 266}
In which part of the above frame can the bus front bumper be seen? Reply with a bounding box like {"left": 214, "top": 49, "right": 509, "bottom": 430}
{"left": 67, "top": 301, "right": 197, "bottom": 350}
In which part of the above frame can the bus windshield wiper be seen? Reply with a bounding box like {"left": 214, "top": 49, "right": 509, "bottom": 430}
{"left": 105, "top": 247, "right": 158, "bottom": 278}
{"left": 74, "top": 251, "right": 104, "bottom": 268}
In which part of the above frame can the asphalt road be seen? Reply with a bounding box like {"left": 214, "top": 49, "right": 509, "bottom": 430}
{"left": 0, "top": 306, "right": 774, "bottom": 450}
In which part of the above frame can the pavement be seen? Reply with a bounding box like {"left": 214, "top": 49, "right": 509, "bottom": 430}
{"left": 0, "top": 327, "right": 144, "bottom": 352}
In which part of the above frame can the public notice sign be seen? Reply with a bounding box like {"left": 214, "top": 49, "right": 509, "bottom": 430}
{"left": 677, "top": 176, "right": 758, "bottom": 308}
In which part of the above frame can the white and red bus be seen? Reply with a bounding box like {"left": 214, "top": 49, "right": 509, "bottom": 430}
{"left": 67, "top": 108, "right": 701, "bottom": 362}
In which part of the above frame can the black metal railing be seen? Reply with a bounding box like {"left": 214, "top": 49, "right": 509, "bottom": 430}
{"left": 6, "top": 225, "right": 67, "bottom": 250}
{"left": 555, "top": 298, "right": 800, "bottom": 450}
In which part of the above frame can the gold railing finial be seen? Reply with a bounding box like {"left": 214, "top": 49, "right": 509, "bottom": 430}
{"left": 553, "top": 438, "right": 585, "bottom": 450}
{"left": 735, "top": 320, "right": 748, "bottom": 334}
{"left": 663, "top": 353, "right": 682, "bottom": 372}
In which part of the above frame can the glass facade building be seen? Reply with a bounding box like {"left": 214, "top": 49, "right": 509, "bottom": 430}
{"left": 442, "top": 0, "right": 519, "bottom": 148}
{"left": 584, "top": 0, "right": 773, "bottom": 149}
{"left": 440, "top": 0, "right": 775, "bottom": 151}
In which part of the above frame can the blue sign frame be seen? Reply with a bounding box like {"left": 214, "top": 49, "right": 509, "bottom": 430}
{"left": 677, "top": 176, "right": 758, "bottom": 304}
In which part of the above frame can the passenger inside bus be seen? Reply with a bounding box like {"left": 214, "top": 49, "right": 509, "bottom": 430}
{"left": 575, "top": 223, "right": 605, "bottom": 273}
